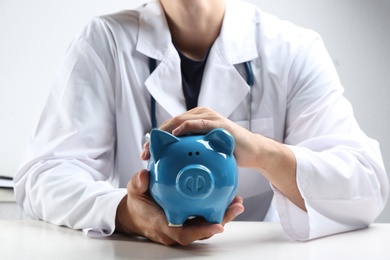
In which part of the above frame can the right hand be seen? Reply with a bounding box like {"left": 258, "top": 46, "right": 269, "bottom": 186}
{"left": 115, "top": 169, "right": 244, "bottom": 246}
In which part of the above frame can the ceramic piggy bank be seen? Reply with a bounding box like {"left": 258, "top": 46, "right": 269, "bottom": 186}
{"left": 148, "top": 128, "right": 238, "bottom": 226}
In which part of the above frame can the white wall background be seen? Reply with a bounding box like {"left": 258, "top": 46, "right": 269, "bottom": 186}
{"left": 1, "top": 0, "right": 389, "bottom": 222}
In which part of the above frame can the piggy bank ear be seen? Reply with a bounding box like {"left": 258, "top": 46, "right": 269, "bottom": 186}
{"left": 150, "top": 129, "right": 180, "bottom": 161}
{"left": 204, "top": 128, "right": 235, "bottom": 156}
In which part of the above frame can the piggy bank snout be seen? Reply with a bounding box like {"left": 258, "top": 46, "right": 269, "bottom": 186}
{"left": 176, "top": 165, "right": 214, "bottom": 199}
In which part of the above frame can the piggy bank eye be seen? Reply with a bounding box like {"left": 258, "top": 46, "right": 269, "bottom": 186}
{"left": 196, "top": 151, "right": 200, "bottom": 156}
{"left": 188, "top": 152, "right": 193, "bottom": 156}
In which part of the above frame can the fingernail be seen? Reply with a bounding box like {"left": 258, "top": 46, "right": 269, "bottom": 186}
{"left": 134, "top": 174, "right": 141, "bottom": 189}
{"left": 213, "top": 226, "right": 224, "bottom": 235}
{"left": 172, "top": 126, "right": 181, "bottom": 136}
{"left": 233, "top": 207, "right": 244, "bottom": 218}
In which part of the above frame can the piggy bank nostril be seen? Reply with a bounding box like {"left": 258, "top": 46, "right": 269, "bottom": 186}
{"left": 196, "top": 151, "right": 200, "bottom": 156}
{"left": 185, "top": 175, "right": 205, "bottom": 192}
{"left": 188, "top": 152, "right": 193, "bottom": 156}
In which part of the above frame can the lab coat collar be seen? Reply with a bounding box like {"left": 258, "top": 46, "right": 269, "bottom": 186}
{"left": 136, "top": 1, "right": 173, "bottom": 61}
{"left": 137, "top": 0, "right": 259, "bottom": 118}
{"left": 198, "top": 0, "right": 259, "bottom": 117}
{"left": 137, "top": 1, "right": 186, "bottom": 118}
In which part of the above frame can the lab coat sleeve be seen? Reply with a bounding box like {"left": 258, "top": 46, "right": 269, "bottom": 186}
{"left": 273, "top": 33, "right": 389, "bottom": 240}
{"left": 14, "top": 19, "right": 127, "bottom": 236}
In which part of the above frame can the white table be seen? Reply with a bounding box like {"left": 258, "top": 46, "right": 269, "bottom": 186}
{"left": 0, "top": 189, "right": 28, "bottom": 220}
{"left": 0, "top": 220, "right": 388, "bottom": 260}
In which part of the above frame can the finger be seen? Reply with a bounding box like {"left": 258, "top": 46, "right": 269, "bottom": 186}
{"left": 171, "top": 119, "right": 217, "bottom": 136}
{"left": 183, "top": 217, "right": 222, "bottom": 241}
{"left": 129, "top": 169, "right": 150, "bottom": 194}
{"left": 140, "top": 141, "right": 150, "bottom": 160}
{"left": 165, "top": 224, "right": 224, "bottom": 246}
{"left": 230, "top": 195, "right": 244, "bottom": 206}
{"left": 221, "top": 196, "right": 245, "bottom": 226}
{"left": 159, "top": 107, "right": 219, "bottom": 134}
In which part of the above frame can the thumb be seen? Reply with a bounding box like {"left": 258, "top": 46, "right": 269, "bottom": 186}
{"left": 130, "top": 169, "right": 150, "bottom": 194}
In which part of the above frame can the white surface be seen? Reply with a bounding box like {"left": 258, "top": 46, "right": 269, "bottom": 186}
{"left": 0, "top": 189, "right": 28, "bottom": 220}
{"left": 0, "top": 202, "right": 28, "bottom": 220}
{"left": 1, "top": 0, "right": 389, "bottom": 222}
{"left": 0, "top": 221, "right": 388, "bottom": 260}
{"left": 0, "top": 188, "right": 14, "bottom": 202}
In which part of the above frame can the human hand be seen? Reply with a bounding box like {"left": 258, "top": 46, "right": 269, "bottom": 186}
{"left": 115, "top": 169, "right": 244, "bottom": 246}
{"left": 141, "top": 107, "right": 304, "bottom": 211}
{"left": 141, "top": 107, "right": 263, "bottom": 169}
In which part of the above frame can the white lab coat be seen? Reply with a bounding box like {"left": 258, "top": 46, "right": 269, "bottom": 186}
{"left": 14, "top": 0, "right": 388, "bottom": 241}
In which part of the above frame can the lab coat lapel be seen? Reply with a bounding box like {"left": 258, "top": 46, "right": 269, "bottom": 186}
{"left": 198, "top": 0, "right": 259, "bottom": 118}
{"left": 137, "top": 1, "right": 187, "bottom": 117}
{"left": 145, "top": 52, "right": 187, "bottom": 117}
{"left": 198, "top": 50, "right": 250, "bottom": 119}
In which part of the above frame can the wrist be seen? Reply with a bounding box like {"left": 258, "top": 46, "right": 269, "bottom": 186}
{"left": 115, "top": 195, "right": 132, "bottom": 234}
{"left": 255, "top": 135, "right": 295, "bottom": 175}
{"left": 240, "top": 133, "right": 282, "bottom": 173}
{"left": 252, "top": 136, "right": 305, "bottom": 210}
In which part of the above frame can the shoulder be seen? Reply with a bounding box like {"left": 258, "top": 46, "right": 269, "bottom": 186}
{"left": 79, "top": 9, "right": 141, "bottom": 45}
{"left": 248, "top": 4, "right": 325, "bottom": 74}
{"left": 226, "top": 0, "right": 321, "bottom": 56}
{"left": 65, "top": 7, "right": 145, "bottom": 64}
{"left": 257, "top": 10, "right": 320, "bottom": 48}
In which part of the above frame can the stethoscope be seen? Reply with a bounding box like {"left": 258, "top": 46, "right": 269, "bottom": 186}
{"left": 142, "top": 58, "right": 254, "bottom": 145}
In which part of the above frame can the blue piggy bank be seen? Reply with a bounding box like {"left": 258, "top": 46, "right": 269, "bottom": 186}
{"left": 148, "top": 128, "right": 238, "bottom": 226}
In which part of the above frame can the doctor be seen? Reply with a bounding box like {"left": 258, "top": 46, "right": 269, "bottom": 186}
{"left": 14, "top": 0, "right": 388, "bottom": 246}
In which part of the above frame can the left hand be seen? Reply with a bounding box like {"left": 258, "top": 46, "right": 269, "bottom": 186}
{"left": 116, "top": 169, "right": 244, "bottom": 246}
{"left": 141, "top": 107, "right": 304, "bottom": 211}
{"left": 141, "top": 107, "right": 263, "bottom": 169}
